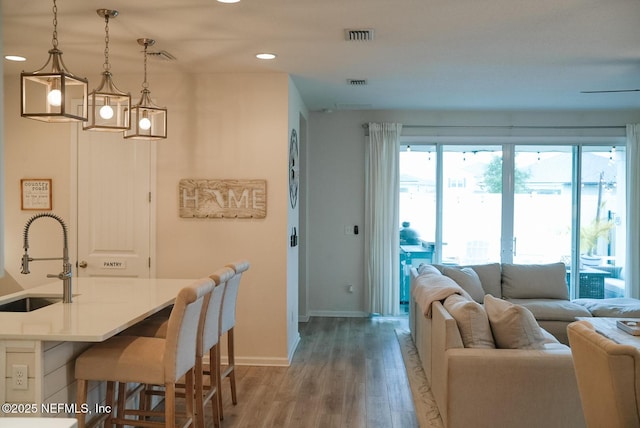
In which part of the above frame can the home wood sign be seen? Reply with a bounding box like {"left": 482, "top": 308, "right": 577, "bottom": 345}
{"left": 179, "top": 179, "right": 267, "bottom": 218}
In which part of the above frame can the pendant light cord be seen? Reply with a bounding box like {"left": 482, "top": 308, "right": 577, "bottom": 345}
{"left": 103, "top": 13, "right": 111, "bottom": 72}
{"left": 142, "top": 42, "right": 149, "bottom": 90}
{"left": 51, "top": 0, "right": 58, "bottom": 49}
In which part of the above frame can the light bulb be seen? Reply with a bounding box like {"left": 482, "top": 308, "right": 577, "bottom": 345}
{"left": 47, "top": 89, "right": 62, "bottom": 107}
{"left": 139, "top": 117, "right": 151, "bottom": 130}
{"left": 99, "top": 105, "right": 114, "bottom": 120}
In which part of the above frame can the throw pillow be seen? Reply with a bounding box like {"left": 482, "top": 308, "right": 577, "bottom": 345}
{"left": 417, "top": 263, "right": 442, "bottom": 277}
{"left": 442, "top": 267, "right": 485, "bottom": 303}
{"left": 501, "top": 262, "right": 569, "bottom": 300}
{"left": 444, "top": 294, "right": 495, "bottom": 348}
{"left": 484, "top": 295, "right": 547, "bottom": 350}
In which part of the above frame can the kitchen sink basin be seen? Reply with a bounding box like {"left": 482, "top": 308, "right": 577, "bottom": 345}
{"left": 0, "top": 296, "right": 63, "bottom": 312}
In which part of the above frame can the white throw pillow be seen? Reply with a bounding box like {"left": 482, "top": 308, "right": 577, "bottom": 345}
{"left": 484, "top": 295, "right": 547, "bottom": 350}
{"left": 417, "top": 263, "right": 443, "bottom": 277}
{"left": 444, "top": 294, "right": 495, "bottom": 349}
{"left": 442, "top": 267, "right": 485, "bottom": 303}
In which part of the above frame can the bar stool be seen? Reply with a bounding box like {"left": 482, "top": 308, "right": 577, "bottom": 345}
{"left": 194, "top": 266, "right": 235, "bottom": 428}
{"left": 120, "top": 267, "right": 235, "bottom": 428}
{"left": 217, "top": 260, "right": 250, "bottom": 419}
{"left": 74, "top": 277, "right": 215, "bottom": 428}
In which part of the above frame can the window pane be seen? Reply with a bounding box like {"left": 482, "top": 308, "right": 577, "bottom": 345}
{"left": 513, "top": 147, "right": 572, "bottom": 265}
{"left": 579, "top": 145, "right": 626, "bottom": 298}
{"left": 399, "top": 145, "right": 436, "bottom": 309}
{"left": 441, "top": 146, "right": 501, "bottom": 265}
{"left": 399, "top": 146, "right": 436, "bottom": 244}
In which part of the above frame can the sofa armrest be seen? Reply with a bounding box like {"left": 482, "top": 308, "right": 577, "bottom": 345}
{"left": 431, "top": 300, "right": 463, "bottom": 419}
{"left": 444, "top": 349, "right": 585, "bottom": 428}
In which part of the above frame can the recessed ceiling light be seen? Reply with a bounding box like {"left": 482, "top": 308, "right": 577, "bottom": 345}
{"left": 4, "top": 55, "right": 26, "bottom": 62}
{"left": 256, "top": 53, "right": 277, "bottom": 60}
{"left": 217, "top": 0, "right": 240, "bottom": 3}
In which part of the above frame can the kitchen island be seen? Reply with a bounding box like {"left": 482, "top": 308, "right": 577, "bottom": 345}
{"left": 0, "top": 277, "right": 193, "bottom": 419}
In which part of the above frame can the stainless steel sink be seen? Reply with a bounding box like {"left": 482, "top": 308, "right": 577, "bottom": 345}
{"left": 0, "top": 296, "right": 63, "bottom": 312}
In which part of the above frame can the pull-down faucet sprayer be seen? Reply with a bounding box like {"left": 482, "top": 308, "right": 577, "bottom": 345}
{"left": 21, "top": 213, "right": 73, "bottom": 303}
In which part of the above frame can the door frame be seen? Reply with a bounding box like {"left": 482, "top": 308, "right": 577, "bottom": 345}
{"left": 69, "top": 122, "right": 157, "bottom": 278}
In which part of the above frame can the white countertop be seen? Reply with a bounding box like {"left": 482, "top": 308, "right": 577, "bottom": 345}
{"left": 0, "top": 277, "right": 194, "bottom": 342}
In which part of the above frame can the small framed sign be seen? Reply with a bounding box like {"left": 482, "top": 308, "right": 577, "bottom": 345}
{"left": 21, "top": 179, "right": 52, "bottom": 210}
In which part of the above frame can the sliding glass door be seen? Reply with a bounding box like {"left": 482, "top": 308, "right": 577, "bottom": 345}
{"left": 512, "top": 147, "right": 573, "bottom": 264}
{"left": 441, "top": 146, "right": 502, "bottom": 265}
{"left": 399, "top": 141, "right": 627, "bottom": 300}
{"left": 578, "top": 146, "right": 626, "bottom": 298}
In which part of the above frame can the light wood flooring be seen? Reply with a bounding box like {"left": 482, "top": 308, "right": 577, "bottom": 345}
{"left": 207, "top": 316, "right": 418, "bottom": 428}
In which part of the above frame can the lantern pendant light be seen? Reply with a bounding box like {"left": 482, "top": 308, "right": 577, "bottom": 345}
{"left": 124, "top": 39, "right": 167, "bottom": 140}
{"left": 21, "top": 0, "right": 88, "bottom": 122}
{"left": 83, "top": 9, "right": 131, "bottom": 132}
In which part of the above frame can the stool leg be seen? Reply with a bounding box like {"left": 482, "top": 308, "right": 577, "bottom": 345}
{"left": 105, "top": 381, "right": 116, "bottom": 426}
{"left": 212, "top": 345, "right": 221, "bottom": 428}
{"left": 116, "top": 382, "right": 126, "bottom": 428}
{"left": 76, "top": 379, "right": 88, "bottom": 428}
{"left": 185, "top": 369, "right": 195, "bottom": 427}
{"left": 195, "top": 355, "right": 205, "bottom": 428}
{"left": 217, "top": 344, "right": 224, "bottom": 421}
{"left": 228, "top": 328, "right": 237, "bottom": 405}
{"left": 165, "top": 383, "right": 176, "bottom": 428}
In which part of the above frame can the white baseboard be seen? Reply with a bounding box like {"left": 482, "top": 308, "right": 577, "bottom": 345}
{"left": 288, "top": 332, "right": 300, "bottom": 363}
{"left": 307, "top": 310, "right": 369, "bottom": 318}
{"left": 216, "top": 334, "right": 301, "bottom": 368}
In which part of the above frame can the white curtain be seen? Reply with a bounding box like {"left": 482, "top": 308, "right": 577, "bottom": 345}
{"left": 364, "top": 122, "right": 402, "bottom": 315}
{"left": 626, "top": 124, "right": 640, "bottom": 298}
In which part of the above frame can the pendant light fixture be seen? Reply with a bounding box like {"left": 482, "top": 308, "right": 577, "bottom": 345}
{"left": 21, "top": 0, "right": 88, "bottom": 122}
{"left": 84, "top": 9, "right": 131, "bottom": 132}
{"left": 124, "top": 39, "right": 167, "bottom": 140}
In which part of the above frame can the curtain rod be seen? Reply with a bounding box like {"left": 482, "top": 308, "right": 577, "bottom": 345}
{"left": 362, "top": 124, "right": 626, "bottom": 130}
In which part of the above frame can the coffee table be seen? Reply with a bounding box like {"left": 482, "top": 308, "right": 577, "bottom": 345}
{"left": 576, "top": 317, "right": 640, "bottom": 347}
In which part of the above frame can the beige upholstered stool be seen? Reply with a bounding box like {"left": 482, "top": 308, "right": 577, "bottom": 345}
{"left": 118, "top": 267, "right": 236, "bottom": 428}
{"left": 74, "top": 277, "right": 215, "bottom": 428}
{"left": 217, "top": 260, "right": 250, "bottom": 419}
{"left": 194, "top": 266, "right": 235, "bottom": 428}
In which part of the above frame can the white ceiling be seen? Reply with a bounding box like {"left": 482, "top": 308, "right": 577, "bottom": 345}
{"left": 4, "top": 0, "right": 640, "bottom": 112}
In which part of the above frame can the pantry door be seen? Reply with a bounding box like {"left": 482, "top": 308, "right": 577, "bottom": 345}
{"left": 73, "top": 126, "right": 155, "bottom": 278}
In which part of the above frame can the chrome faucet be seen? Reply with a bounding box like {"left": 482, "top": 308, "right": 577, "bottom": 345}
{"left": 20, "top": 213, "right": 73, "bottom": 303}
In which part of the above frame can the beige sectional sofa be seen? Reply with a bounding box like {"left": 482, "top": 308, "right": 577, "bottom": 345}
{"left": 409, "top": 262, "right": 588, "bottom": 428}
{"left": 413, "top": 262, "right": 592, "bottom": 345}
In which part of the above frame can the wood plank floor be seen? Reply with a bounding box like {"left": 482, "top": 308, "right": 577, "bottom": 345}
{"left": 207, "top": 316, "right": 418, "bottom": 428}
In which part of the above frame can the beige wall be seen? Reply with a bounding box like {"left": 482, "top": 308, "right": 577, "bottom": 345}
{"left": 2, "top": 76, "right": 74, "bottom": 292}
{"left": 2, "top": 70, "right": 303, "bottom": 365}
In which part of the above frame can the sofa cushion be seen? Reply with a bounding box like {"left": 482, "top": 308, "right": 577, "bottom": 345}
{"left": 413, "top": 265, "right": 472, "bottom": 317}
{"left": 501, "top": 262, "right": 569, "bottom": 300}
{"left": 433, "top": 263, "right": 502, "bottom": 298}
{"left": 506, "top": 298, "right": 592, "bottom": 321}
{"left": 484, "top": 295, "right": 547, "bottom": 350}
{"left": 444, "top": 294, "right": 495, "bottom": 348}
{"left": 417, "top": 263, "right": 443, "bottom": 276}
{"left": 464, "top": 263, "right": 502, "bottom": 298}
{"left": 442, "top": 267, "right": 485, "bottom": 303}
{"left": 572, "top": 298, "right": 640, "bottom": 317}
{"left": 540, "top": 329, "right": 570, "bottom": 350}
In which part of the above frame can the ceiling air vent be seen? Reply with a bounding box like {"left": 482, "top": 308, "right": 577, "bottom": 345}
{"left": 347, "top": 79, "right": 368, "bottom": 86}
{"left": 345, "top": 29, "right": 374, "bottom": 41}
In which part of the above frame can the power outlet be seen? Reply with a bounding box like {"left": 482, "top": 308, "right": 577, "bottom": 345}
{"left": 12, "top": 364, "right": 28, "bottom": 390}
